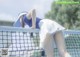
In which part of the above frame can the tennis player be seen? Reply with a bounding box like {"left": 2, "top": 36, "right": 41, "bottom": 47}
{"left": 13, "top": 9, "right": 71, "bottom": 57}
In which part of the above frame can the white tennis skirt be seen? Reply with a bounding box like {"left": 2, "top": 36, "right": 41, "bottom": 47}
{"left": 39, "top": 19, "right": 65, "bottom": 43}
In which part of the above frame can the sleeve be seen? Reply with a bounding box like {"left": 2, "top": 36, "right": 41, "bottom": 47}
{"left": 13, "top": 19, "right": 22, "bottom": 27}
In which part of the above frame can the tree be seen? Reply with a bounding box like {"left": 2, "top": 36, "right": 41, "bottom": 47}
{"left": 45, "top": 0, "right": 80, "bottom": 29}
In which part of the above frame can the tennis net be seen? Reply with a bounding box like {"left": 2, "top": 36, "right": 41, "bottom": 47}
{"left": 54, "top": 30, "right": 80, "bottom": 57}
{"left": 0, "top": 26, "right": 80, "bottom": 57}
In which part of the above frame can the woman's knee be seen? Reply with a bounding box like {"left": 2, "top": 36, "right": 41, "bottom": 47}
{"left": 59, "top": 50, "right": 65, "bottom": 56}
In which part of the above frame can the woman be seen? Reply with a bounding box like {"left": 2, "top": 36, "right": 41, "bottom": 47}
{"left": 13, "top": 9, "right": 71, "bottom": 57}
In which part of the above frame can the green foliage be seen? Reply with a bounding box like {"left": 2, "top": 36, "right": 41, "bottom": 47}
{"left": 57, "top": 0, "right": 80, "bottom": 2}
{"left": 45, "top": 0, "right": 80, "bottom": 29}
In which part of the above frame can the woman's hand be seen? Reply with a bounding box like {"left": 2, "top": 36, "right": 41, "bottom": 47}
{"left": 31, "top": 25, "right": 36, "bottom": 29}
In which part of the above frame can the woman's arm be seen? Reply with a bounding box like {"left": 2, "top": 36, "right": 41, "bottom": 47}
{"left": 27, "top": 9, "right": 36, "bottom": 29}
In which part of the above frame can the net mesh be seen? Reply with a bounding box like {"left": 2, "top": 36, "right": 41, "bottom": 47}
{"left": 0, "top": 27, "right": 44, "bottom": 57}
{"left": 0, "top": 27, "right": 80, "bottom": 57}
{"left": 54, "top": 30, "right": 80, "bottom": 57}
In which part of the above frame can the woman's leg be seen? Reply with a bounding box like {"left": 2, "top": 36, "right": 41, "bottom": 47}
{"left": 40, "top": 33, "right": 54, "bottom": 57}
{"left": 54, "top": 31, "right": 71, "bottom": 57}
